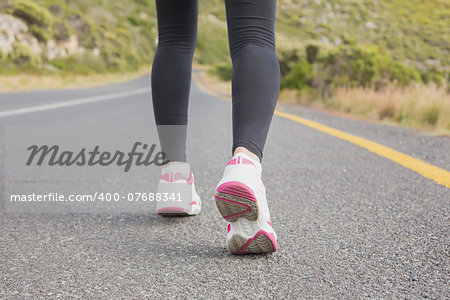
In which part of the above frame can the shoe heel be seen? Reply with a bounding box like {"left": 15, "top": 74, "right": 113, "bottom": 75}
{"left": 157, "top": 207, "right": 189, "bottom": 217}
{"left": 228, "top": 230, "right": 277, "bottom": 254}
{"left": 215, "top": 181, "right": 258, "bottom": 222}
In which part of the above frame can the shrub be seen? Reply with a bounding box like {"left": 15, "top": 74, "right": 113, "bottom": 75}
{"left": 387, "top": 61, "right": 422, "bottom": 86}
{"left": 29, "top": 24, "right": 52, "bottom": 42}
{"left": 278, "top": 49, "right": 301, "bottom": 76}
{"left": 8, "top": 44, "right": 42, "bottom": 67}
{"left": 13, "top": 0, "right": 54, "bottom": 42}
{"left": 321, "top": 45, "right": 382, "bottom": 87}
{"left": 306, "top": 44, "right": 319, "bottom": 64}
{"left": 13, "top": 0, "right": 54, "bottom": 27}
{"left": 214, "top": 63, "right": 233, "bottom": 81}
{"left": 319, "top": 44, "right": 422, "bottom": 88}
{"left": 420, "top": 67, "right": 444, "bottom": 86}
{"left": 281, "top": 60, "right": 314, "bottom": 91}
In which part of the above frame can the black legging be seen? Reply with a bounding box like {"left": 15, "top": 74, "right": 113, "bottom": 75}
{"left": 152, "top": 0, "right": 280, "bottom": 162}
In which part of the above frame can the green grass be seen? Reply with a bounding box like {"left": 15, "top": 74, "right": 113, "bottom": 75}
{"left": 200, "top": 0, "right": 449, "bottom": 72}
{"left": 1, "top": 0, "right": 158, "bottom": 74}
{"left": 274, "top": 0, "right": 449, "bottom": 70}
{"left": 1, "top": 0, "right": 448, "bottom": 77}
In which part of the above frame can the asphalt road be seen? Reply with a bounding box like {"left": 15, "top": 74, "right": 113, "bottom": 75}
{"left": 0, "top": 72, "right": 449, "bottom": 299}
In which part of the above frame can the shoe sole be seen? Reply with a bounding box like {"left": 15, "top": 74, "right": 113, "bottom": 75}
{"left": 157, "top": 207, "right": 201, "bottom": 217}
{"left": 157, "top": 207, "right": 189, "bottom": 217}
{"left": 215, "top": 181, "right": 277, "bottom": 254}
{"left": 228, "top": 230, "right": 277, "bottom": 254}
{"left": 215, "top": 181, "right": 258, "bottom": 222}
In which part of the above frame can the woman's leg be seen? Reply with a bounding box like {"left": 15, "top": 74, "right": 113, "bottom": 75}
{"left": 151, "top": 0, "right": 198, "bottom": 163}
{"left": 152, "top": 0, "right": 202, "bottom": 216}
{"left": 214, "top": 0, "right": 279, "bottom": 254}
{"left": 225, "top": 0, "right": 281, "bottom": 162}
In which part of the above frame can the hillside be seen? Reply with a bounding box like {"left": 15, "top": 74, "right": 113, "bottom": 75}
{"left": 0, "top": 0, "right": 448, "bottom": 74}
{"left": 279, "top": 0, "right": 449, "bottom": 70}
{"left": 200, "top": 0, "right": 449, "bottom": 71}
{"left": 1, "top": 0, "right": 448, "bottom": 132}
{"left": 0, "top": 0, "right": 157, "bottom": 74}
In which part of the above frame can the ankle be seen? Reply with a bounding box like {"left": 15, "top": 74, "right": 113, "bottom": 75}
{"left": 233, "top": 147, "right": 260, "bottom": 164}
{"left": 162, "top": 161, "right": 187, "bottom": 168}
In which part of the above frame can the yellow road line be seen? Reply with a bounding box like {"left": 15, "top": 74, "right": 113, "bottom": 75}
{"left": 193, "top": 72, "right": 450, "bottom": 189}
{"left": 275, "top": 110, "right": 450, "bottom": 188}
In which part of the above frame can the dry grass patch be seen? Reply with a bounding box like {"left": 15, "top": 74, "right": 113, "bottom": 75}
{"left": 0, "top": 68, "right": 150, "bottom": 92}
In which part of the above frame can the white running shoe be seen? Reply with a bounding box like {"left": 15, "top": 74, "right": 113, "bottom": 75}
{"left": 156, "top": 163, "right": 201, "bottom": 216}
{"left": 215, "top": 153, "right": 277, "bottom": 254}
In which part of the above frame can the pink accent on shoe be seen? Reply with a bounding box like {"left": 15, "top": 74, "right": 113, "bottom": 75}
{"left": 186, "top": 172, "right": 193, "bottom": 185}
{"left": 226, "top": 157, "right": 253, "bottom": 166}
{"left": 157, "top": 207, "right": 186, "bottom": 214}
{"left": 234, "top": 230, "right": 278, "bottom": 254}
{"left": 261, "top": 179, "right": 265, "bottom": 187}
{"left": 267, "top": 221, "right": 272, "bottom": 227}
{"left": 174, "top": 172, "right": 183, "bottom": 182}
{"left": 227, "top": 224, "right": 231, "bottom": 233}
{"left": 161, "top": 173, "right": 171, "bottom": 182}
{"left": 216, "top": 181, "right": 257, "bottom": 202}
{"left": 173, "top": 171, "right": 194, "bottom": 185}
{"left": 242, "top": 158, "right": 255, "bottom": 166}
{"left": 190, "top": 201, "right": 197, "bottom": 205}
{"left": 226, "top": 158, "right": 237, "bottom": 166}
{"left": 214, "top": 195, "right": 251, "bottom": 219}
